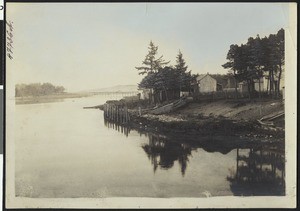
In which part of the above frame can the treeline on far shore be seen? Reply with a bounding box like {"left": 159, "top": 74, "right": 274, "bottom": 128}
{"left": 15, "top": 83, "right": 66, "bottom": 97}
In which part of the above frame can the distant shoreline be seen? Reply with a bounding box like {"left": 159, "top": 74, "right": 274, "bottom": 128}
{"left": 15, "top": 93, "right": 92, "bottom": 105}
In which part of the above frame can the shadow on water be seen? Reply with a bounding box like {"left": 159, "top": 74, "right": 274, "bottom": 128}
{"left": 103, "top": 119, "right": 285, "bottom": 196}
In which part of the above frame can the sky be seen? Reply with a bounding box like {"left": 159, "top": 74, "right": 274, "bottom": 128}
{"left": 7, "top": 3, "right": 290, "bottom": 92}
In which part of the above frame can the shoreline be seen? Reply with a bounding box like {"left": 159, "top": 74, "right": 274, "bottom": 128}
{"left": 103, "top": 113, "right": 284, "bottom": 155}
{"left": 128, "top": 112, "right": 284, "bottom": 142}
{"left": 99, "top": 98, "right": 285, "bottom": 145}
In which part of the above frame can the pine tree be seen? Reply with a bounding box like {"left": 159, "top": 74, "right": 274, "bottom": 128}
{"left": 135, "top": 41, "right": 170, "bottom": 75}
{"left": 246, "top": 36, "right": 264, "bottom": 98}
{"left": 222, "top": 44, "right": 240, "bottom": 99}
{"left": 175, "top": 50, "right": 191, "bottom": 92}
{"left": 276, "top": 28, "right": 285, "bottom": 97}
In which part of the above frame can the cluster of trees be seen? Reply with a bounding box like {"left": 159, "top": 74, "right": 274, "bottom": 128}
{"left": 222, "top": 28, "right": 284, "bottom": 99}
{"left": 136, "top": 41, "right": 193, "bottom": 102}
{"left": 15, "top": 83, "right": 65, "bottom": 97}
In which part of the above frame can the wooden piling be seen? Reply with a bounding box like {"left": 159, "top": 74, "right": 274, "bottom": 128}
{"left": 103, "top": 103, "right": 130, "bottom": 124}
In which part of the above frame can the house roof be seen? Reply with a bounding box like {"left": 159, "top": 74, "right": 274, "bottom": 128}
{"left": 196, "top": 73, "right": 235, "bottom": 88}
{"left": 196, "top": 73, "right": 214, "bottom": 82}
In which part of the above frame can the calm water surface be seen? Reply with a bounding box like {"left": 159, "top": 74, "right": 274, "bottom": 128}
{"left": 15, "top": 95, "right": 285, "bottom": 198}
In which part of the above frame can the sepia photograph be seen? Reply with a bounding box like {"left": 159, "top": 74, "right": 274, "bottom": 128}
{"left": 5, "top": 2, "right": 297, "bottom": 209}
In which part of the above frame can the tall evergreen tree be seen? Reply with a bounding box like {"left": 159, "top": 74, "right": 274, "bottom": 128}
{"left": 275, "top": 28, "right": 285, "bottom": 97}
{"left": 135, "top": 41, "right": 170, "bottom": 75}
{"left": 223, "top": 28, "right": 285, "bottom": 99}
{"left": 266, "top": 33, "right": 279, "bottom": 97}
{"left": 222, "top": 44, "right": 240, "bottom": 99}
{"left": 175, "top": 50, "right": 192, "bottom": 92}
{"left": 246, "top": 36, "right": 265, "bottom": 98}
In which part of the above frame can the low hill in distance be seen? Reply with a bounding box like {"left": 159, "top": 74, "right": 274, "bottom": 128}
{"left": 80, "top": 85, "right": 139, "bottom": 93}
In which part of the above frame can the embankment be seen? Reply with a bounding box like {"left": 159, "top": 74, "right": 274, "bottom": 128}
{"left": 100, "top": 99, "right": 285, "bottom": 141}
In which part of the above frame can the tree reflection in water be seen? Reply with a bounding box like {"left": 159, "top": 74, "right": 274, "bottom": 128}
{"left": 142, "top": 133, "right": 192, "bottom": 176}
{"left": 103, "top": 119, "right": 285, "bottom": 195}
{"left": 104, "top": 119, "right": 192, "bottom": 176}
{"left": 227, "top": 147, "right": 285, "bottom": 196}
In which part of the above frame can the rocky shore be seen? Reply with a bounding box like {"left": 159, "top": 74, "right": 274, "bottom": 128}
{"left": 98, "top": 98, "right": 285, "bottom": 144}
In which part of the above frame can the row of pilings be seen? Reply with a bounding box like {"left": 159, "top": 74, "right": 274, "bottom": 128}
{"left": 103, "top": 103, "right": 130, "bottom": 124}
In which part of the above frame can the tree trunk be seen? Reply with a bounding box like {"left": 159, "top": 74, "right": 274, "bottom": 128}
{"left": 247, "top": 80, "right": 251, "bottom": 100}
{"left": 258, "top": 70, "right": 262, "bottom": 99}
{"left": 258, "top": 77, "right": 261, "bottom": 99}
{"left": 266, "top": 72, "right": 269, "bottom": 95}
{"left": 163, "top": 87, "right": 169, "bottom": 102}
{"left": 277, "top": 64, "right": 282, "bottom": 98}
{"left": 150, "top": 89, "right": 154, "bottom": 105}
{"left": 234, "top": 75, "right": 238, "bottom": 100}
{"left": 179, "top": 84, "right": 182, "bottom": 97}
{"left": 269, "top": 69, "right": 274, "bottom": 98}
{"left": 271, "top": 67, "right": 276, "bottom": 98}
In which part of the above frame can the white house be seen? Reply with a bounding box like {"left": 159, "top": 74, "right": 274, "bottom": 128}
{"left": 196, "top": 73, "right": 222, "bottom": 93}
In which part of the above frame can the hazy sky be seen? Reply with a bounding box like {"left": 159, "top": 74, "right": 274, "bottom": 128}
{"left": 7, "top": 3, "right": 289, "bottom": 92}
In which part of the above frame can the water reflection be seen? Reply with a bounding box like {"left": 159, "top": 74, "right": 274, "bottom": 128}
{"left": 141, "top": 133, "right": 192, "bottom": 176}
{"left": 227, "top": 147, "right": 285, "bottom": 196}
{"left": 104, "top": 119, "right": 131, "bottom": 137}
{"left": 103, "top": 120, "right": 285, "bottom": 195}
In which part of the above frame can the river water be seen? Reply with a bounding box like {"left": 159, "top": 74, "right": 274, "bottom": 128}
{"left": 15, "top": 95, "right": 285, "bottom": 198}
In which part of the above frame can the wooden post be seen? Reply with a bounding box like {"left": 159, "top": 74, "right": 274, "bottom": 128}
{"left": 113, "top": 105, "right": 116, "bottom": 122}
{"left": 115, "top": 105, "right": 117, "bottom": 122}
{"left": 125, "top": 107, "right": 128, "bottom": 123}
{"left": 110, "top": 105, "right": 112, "bottom": 121}
{"left": 120, "top": 107, "right": 123, "bottom": 123}
{"left": 123, "top": 107, "right": 125, "bottom": 123}
{"left": 107, "top": 105, "right": 109, "bottom": 120}
{"left": 127, "top": 107, "right": 129, "bottom": 122}
{"left": 105, "top": 104, "right": 107, "bottom": 118}
{"left": 112, "top": 105, "right": 115, "bottom": 121}
{"left": 110, "top": 105, "right": 112, "bottom": 120}
{"left": 122, "top": 107, "right": 125, "bottom": 123}
{"left": 104, "top": 104, "right": 106, "bottom": 119}
{"left": 116, "top": 106, "right": 118, "bottom": 122}
{"left": 106, "top": 104, "right": 108, "bottom": 119}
